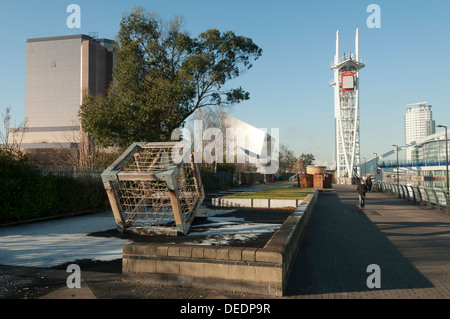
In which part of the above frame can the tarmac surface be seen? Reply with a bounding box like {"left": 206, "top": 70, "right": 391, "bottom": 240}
{"left": 286, "top": 185, "right": 450, "bottom": 299}
{"left": 1, "top": 184, "right": 450, "bottom": 300}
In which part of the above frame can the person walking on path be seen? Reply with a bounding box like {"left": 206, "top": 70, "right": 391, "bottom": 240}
{"left": 357, "top": 180, "right": 368, "bottom": 210}
{"left": 366, "top": 176, "right": 373, "bottom": 192}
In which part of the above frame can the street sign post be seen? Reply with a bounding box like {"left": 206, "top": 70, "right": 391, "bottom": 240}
{"left": 376, "top": 168, "right": 382, "bottom": 181}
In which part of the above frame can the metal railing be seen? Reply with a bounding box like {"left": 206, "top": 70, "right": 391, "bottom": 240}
{"left": 373, "top": 181, "right": 450, "bottom": 214}
{"left": 37, "top": 166, "right": 104, "bottom": 180}
{"left": 378, "top": 159, "right": 450, "bottom": 169}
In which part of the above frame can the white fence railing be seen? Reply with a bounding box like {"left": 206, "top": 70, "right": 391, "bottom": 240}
{"left": 373, "top": 181, "right": 450, "bottom": 214}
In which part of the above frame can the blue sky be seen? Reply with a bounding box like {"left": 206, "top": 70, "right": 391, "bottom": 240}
{"left": 1, "top": 0, "right": 450, "bottom": 167}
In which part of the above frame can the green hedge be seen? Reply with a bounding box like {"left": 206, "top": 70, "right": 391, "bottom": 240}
{"left": 0, "top": 151, "right": 108, "bottom": 225}
{"left": 200, "top": 168, "right": 220, "bottom": 193}
{"left": 52, "top": 176, "right": 108, "bottom": 215}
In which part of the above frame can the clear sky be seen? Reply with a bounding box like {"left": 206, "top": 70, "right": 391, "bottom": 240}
{"left": 1, "top": 0, "right": 450, "bottom": 167}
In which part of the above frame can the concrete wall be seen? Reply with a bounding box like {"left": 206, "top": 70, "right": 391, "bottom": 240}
{"left": 22, "top": 147, "right": 78, "bottom": 166}
{"left": 81, "top": 38, "right": 114, "bottom": 96}
{"left": 25, "top": 35, "right": 87, "bottom": 129}
{"left": 211, "top": 197, "right": 303, "bottom": 209}
{"left": 16, "top": 128, "right": 81, "bottom": 145}
{"left": 21, "top": 35, "right": 113, "bottom": 147}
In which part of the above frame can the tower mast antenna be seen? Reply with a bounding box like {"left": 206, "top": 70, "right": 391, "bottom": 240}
{"left": 331, "top": 29, "right": 365, "bottom": 184}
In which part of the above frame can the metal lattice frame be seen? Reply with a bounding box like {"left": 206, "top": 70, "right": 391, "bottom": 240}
{"left": 101, "top": 142, "right": 205, "bottom": 236}
{"left": 331, "top": 29, "right": 365, "bottom": 180}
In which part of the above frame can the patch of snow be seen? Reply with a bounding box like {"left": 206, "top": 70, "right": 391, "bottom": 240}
{"left": 0, "top": 212, "right": 132, "bottom": 268}
{"left": 0, "top": 207, "right": 285, "bottom": 267}
{"left": 187, "top": 208, "right": 281, "bottom": 245}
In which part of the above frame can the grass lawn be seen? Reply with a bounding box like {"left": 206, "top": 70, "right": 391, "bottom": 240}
{"left": 223, "top": 187, "right": 314, "bottom": 200}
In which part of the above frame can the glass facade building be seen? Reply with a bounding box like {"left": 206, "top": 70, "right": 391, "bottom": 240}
{"left": 361, "top": 131, "right": 450, "bottom": 188}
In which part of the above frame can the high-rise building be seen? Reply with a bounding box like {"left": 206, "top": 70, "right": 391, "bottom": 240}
{"left": 11, "top": 34, "right": 114, "bottom": 159}
{"left": 405, "top": 102, "right": 436, "bottom": 161}
{"left": 405, "top": 103, "right": 435, "bottom": 143}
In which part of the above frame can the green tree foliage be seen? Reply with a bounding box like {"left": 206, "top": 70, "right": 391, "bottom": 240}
{"left": 278, "top": 144, "right": 316, "bottom": 174}
{"left": 80, "top": 7, "right": 262, "bottom": 149}
{"left": 298, "top": 153, "right": 315, "bottom": 172}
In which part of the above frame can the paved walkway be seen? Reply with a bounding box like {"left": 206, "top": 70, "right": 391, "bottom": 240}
{"left": 2, "top": 184, "right": 450, "bottom": 299}
{"left": 287, "top": 184, "right": 450, "bottom": 299}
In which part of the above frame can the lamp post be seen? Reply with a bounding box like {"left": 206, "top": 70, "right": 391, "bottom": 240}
{"left": 363, "top": 157, "right": 367, "bottom": 179}
{"left": 373, "top": 152, "right": 379, "bottom": 182}
{"left": 393, "top": 144, "right": 399, "bottom": 187}
{"left": 413, "top": 145, "right": 418, "bottom": 167}
{"left": 437, "top": 125, "right": 449, "bottom": 196}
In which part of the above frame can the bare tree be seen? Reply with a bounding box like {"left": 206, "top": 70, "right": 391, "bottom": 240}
{"left": 1, "top": 106, "right": 28, "bottom": 158}
{"left": 185, "top": 106, "right": 227, "bottom": 172}
{"left": 0, "top": 106, "right": 11, "bottom": 145}
{"left": 56, "top": 122, "right": 118, "bottom": 169}
{"left": 279, "top": 144, "right": 297, "bottom": 174}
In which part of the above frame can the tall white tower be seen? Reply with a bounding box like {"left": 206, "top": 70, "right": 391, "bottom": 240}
{"left": 331, "top": 29, "right": 365, "bottom": 182}
{"left": 405, "top": 102, "right": 435, "bottom": 162}
{"left": 405, "top": 102, "right": 435, "bottom": 144}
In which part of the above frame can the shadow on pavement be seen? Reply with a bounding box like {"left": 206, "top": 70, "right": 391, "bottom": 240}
{"left": 285, "top": 188, "right": 434, "bottom": 296}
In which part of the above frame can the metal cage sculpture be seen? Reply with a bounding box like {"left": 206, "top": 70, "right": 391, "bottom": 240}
{"left": 101, "top": 142, "right": 205, "bottom": 236}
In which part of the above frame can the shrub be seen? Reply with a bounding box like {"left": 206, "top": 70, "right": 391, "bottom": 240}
{"left": 0, "top": 150, "right": 108, "bottom": 224}
{"left": 52, "top": 177, "right": 107, "bottom": 215}
{"left": 0, "top": 151, "right": 58, "bottom": 223}
{"left": 200, "top": 168, "right": 220, "bottom": 193}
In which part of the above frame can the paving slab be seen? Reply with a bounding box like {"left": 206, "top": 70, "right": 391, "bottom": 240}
{"left": 286, "top": 184, "right": 450, "bottom": 299}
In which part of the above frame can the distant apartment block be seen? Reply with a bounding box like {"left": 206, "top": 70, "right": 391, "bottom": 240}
{"left": 405, "top": 103, "right": 435, "bottom": 144}
{"left": 10, "top": 34, "right": 114, "bottom": 153}
{"left": 405, "top": 102, "right": 436, "bottom": 161}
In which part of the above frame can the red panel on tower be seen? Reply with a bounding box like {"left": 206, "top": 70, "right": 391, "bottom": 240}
{"left": 341, "top": 72, "right": 355, "bottom": 92}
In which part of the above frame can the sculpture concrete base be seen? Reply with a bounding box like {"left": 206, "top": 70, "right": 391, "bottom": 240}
{"left": 122, "top": 190, "right": 319, "bottom": 296}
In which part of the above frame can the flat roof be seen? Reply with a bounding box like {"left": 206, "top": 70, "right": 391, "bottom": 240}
{"left": 27, "top": 34, "right": 93, "bottom": 43}
{"left": 406, "top": 103, "right": 432, "bottom": 109}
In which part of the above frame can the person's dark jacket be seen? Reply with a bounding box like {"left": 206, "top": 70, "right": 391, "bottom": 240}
{"left": 357, "top": 184, "right": 368, "bottom": 196}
